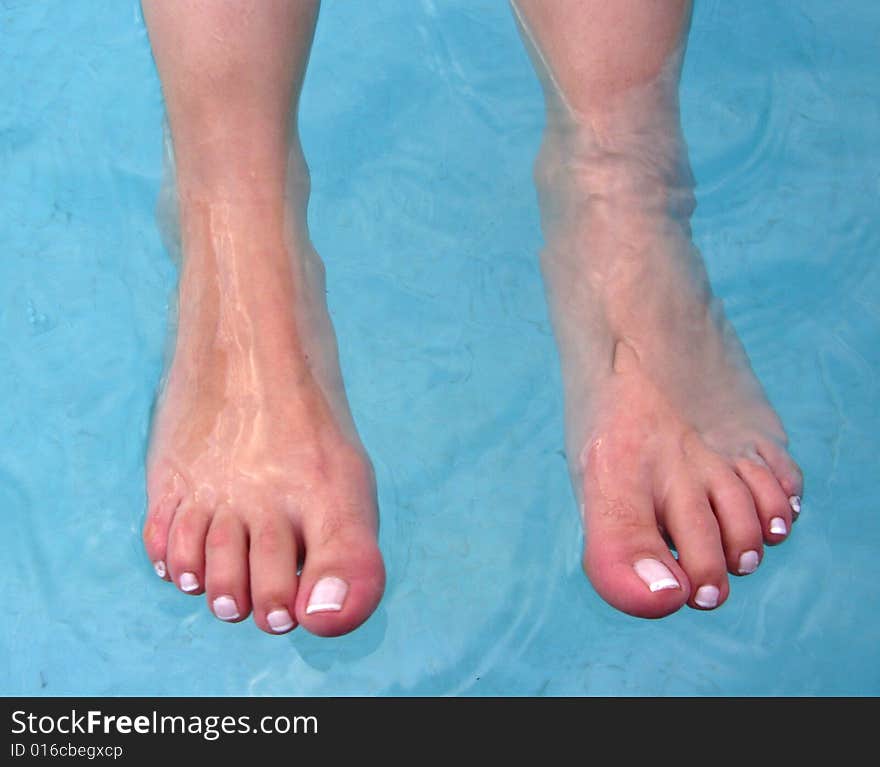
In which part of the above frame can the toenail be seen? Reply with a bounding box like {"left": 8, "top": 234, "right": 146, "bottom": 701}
{"left": 633, "top": 558, "right": 680, "bottom": 593}
{"left": 179, "top": 572, "right": 199, "bottom": 592}
{"left": 153, "top": 560, "right": 166, "bottom": 579}
{"left": 738, "top": 550, "right": 760, "bottom": 575}
{"left": 694, "top": 585, "right": 720, "bottom": 609}
{"left": 770, "top": 517, "right": 788, "bottom": 535}
{"left": 267, "top": 609, "right": 295, "bottom": 633}
{"left": 306, "top": 576, "right": 349, "bottom": 614}
{"left": 789, "top": 495, "right": 801, "bottom": 516}
{"left": 212, "top": 595, "right": 239, "bottom": 621}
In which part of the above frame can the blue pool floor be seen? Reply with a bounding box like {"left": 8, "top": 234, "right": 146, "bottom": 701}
{"left": 1, "top": 0, "right": 878, "bottom": 695}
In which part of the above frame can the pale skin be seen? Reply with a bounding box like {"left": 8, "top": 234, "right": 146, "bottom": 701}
{"left": 141, "top": 0, "right": 384, "bottom": 637}
{"left": 142, "top": 0, "right": 803, "bottom": 634}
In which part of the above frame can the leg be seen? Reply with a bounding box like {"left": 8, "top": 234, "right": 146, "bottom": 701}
{"left": 512, "top": 0, "right": 803, "bottom": 617}
{"left": 141, "top": 0, "right": 384, "bottom": 637}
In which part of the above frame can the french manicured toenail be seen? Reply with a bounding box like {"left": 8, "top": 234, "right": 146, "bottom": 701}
{"left": 212, "top": 595, "right": 239, "bottom": 621}
{"left": 153, "top": 560, "right": 166, "bottom": 579}
{"left": 789, "top": 495, "right": 801, "bottom": 516}
{"left": 738, "top": 550, "right": 760, "bottom": 574}
{"left": 694, "top": 585, "right": 720, "bottom": 609}
{"left": 633, "top": 558, "right": 680, "bottom": 593}
{"left": 179, "top": 572, "right": 199, "bottom": 592}
{"left": 306, "top": 576, "right": 349, "bottom": 614}
{"left": 267, "top": 609, "right": 294, "bottom": 633}
{"left": 770, "top": 517, "right": 787, "bottom": 535}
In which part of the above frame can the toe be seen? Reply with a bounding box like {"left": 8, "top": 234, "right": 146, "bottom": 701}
{"left": 166, "top": 502, "right": 212, "bottom": 595}
{"left": 295, "top": 515, "right": 384, "bottom": 637}
{"left": 757, "top": 439, "right": 804, "bottom": 518}
{"left": 735, "top": 457, "right": 793, "bottom": 545}
{"left": 248, "top": 512, "right": 299, "bottom": 635}
{"left": 204, "top": 510, "right": 251, "bottom": 623}
{"left": 705, "top": 466, "right": 765, "bottom": 576}
{"left": 142, "top": 477, "right": 183, "bottom": 581}
{"left": 659, "top": 481, "right": 729, "bottom": 610}
{"left": 581, "top": 467, "right": 689, "bottom": 618}
{"left": 659, "top": 472, "right": 730, "bottom": 610}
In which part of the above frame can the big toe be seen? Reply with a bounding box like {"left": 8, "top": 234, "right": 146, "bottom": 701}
{"left": 295, "top": 516, "right": 385, "bottom": 638}
{"left": 582, "top": 476, "right": 689, "bottom": 618}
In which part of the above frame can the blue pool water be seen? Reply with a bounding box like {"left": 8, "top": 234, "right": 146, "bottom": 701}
{"left": 1, "top": 0, "right": 878, "bottom": 696}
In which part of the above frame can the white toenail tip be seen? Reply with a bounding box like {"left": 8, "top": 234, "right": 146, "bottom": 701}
{"left": 694, "top": 585, "right": 720, "bottom": 609}
{"left": 306, "top": 576, "right": 349, "bottom": 615}
{"left": 305, "top": 602, "right": 344, "bottom": 615}
{"left": 789, "top": 495, "right": 801, "bottom": 515}
{"left": 770, "top": 517, "right": 788, "bottom": 535}
{"left": 179, "top": 572, "right": 199, "bottom": 592}
{"left": 633, "top": 558, "right": 680, "bottom": 593}
{"left": 153, "top": 560, "right": 166, "bottom": 579}
{"left": 738, "top": 550, "right": 760, "bottom": 575}
{"left": 649, "top": 578, "right": 680, "bottom": 593}
{"left": 267, "top": 609, "right": 294, "bottom": 633}
{"left": 212, "top": 596, "right": 239, "bottom": 621}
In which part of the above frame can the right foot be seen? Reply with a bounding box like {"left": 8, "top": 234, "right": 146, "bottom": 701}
{"left": 143, "top": 196, "right": 384, "bottom": 637}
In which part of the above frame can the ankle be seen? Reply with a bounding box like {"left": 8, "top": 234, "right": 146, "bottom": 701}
{"left": 171, "top": 137, "right": 311, "bottom": 209}
{"left": 536, "top": 126, "right": 695, "bottom": 219}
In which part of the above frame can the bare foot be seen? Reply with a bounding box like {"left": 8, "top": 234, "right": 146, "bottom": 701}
{"left": 143, "top": 195, "right": 384, "bottom": 637}
{"left": 536, "top": 100, "right": 803, "bottom": 618}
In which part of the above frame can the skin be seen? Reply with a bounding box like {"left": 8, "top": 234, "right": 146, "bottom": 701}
{"left": 141, "top": 0, "right": 384, "bottom": 637}
{"left": 513, "top": 0, "right": 803, "bottom": 616}
{"left": 141, "top": 0, "right": 803, "bottom": 634}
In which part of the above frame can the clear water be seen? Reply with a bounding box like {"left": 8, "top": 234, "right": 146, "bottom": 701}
{"left": 1, "top": 0, "right": 878, "bottom": 696}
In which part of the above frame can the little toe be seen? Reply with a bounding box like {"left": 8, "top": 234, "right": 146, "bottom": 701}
{"left": 296, "top": 516, "right": 385, "bottom": 638}
{"left": 142, "top": 482, "right": 183, "bottom": 581}
{"left": 248, "top": 512, "right": 299, "bottom": 635}
{"left": 166, "top": 502, "right": 212, "bottom": 595}
{"left": 757, "top": 439, "right": 804, "bottom": 519}
{"left": 205, "top": 510, "right": 251, "bottom": 623}
{"left": 735, "top": 457, "right": 793, "bottom": 544}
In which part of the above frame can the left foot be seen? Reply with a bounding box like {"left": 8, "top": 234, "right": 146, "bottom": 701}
{"left": 536, "top": 112, "right": 803, "bottom": 618}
